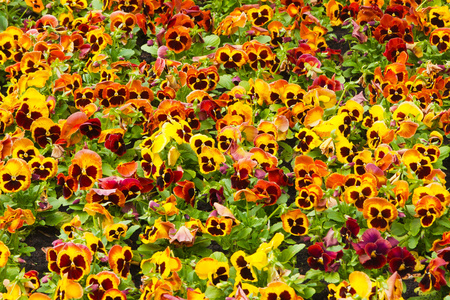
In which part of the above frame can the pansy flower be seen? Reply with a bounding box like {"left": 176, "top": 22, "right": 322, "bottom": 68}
{"left": 68, "top": 149, "right": 103, "bottom": 190}
{"left": 62, "top": 216, "right": 81, "bottom": 240}
{"left": 84, "top": 232, "right": 107, "bottom": 258}
{"left": 386, "top": 180, "right": 409, "bottom": 207}
{"left": 215, "top": 44, "right": 248, "bottom": 69}
{"left": 0, "top": 32, "right": 16, "bottom": 63}
{"left": 362, "top": 197, "right": 398, "bottom": 231}
{"left": 328, "top": 281, "right": 356, "bottom": 300}
{"left": 53, "top": 277, "right": 83, "bottom": 300}
{"left": 402, "top": 149, "right": 432, "bottom": 180}
{"left": 87, "top": 188, "right": 126, "bottom": 207}
{"left": 231, "top": 158, "right": 256, "bottom": 190}
{"left": 352, "top": 228, "right": 392, "bottom": 269}
{"left": 195, "top": 257, "right": 229, "bottom": 286}
{"left": 387, "top": 247, "right": 416, "bottom": 277}
{"left": 260, "top": 281, "right": 302, "bottom": 300}
{"left": 230, "top": 251, "right": 261, "bottom": 282}
{"left": 307, "top": 242, "right": 343, "bottom": 272}
{"left": 165, "top": 26, "right": 192, "bottom": 53}
{"left": 54, "top": 242, "right": 93, "bottom": 281}
{"left": 109, "top": 245, "right": 133, "bottom": 279}
{"left": 140, "top": 218, "right": 175, "bottom": 244}
{"left": 294, "top": 128, "right": 321, "bottom": 153}
{"left": 429, "top": 6, "right": 450, "bottom": 28}
{"left": 29, "top": 155, "right": 58, "bottom": 181}
{"left": 344, "top": 182, "right": 378, "bottom": 211}
{"left": 86, "top": 271, "right": 120, "bottom": 300}
{"left": 383, "top": 83, "right": 408, "bottom": 104}
{"left": 281, "top": 209, "right": 309, "bottom": 236}
{"left": 104, "top": 223, "right": 128, "bottom": 242}
{"left": 243, "top": 41, "right": 275, "bottom": 71}
{"left": 189, "top": 134, "right": 215, "bottom": 155}
{"left": 79, "top": 118, "right": 102, "bottom": 140}
{"left": 105, "top": 133, "right": 127, "bottom": 157}
{"left": 430, "top": 28, "right": 450, "bottom": 53}
{"left": 340, "top": 218, "right": 360, "bottom": 249}
{"left": 366, "top": 121, "right": 395, "bottom": 150}
{"left": 15, "top": 99, "right": 49, "bottom": 131}
{"left": 383, "top": 38, "right": 407, "bottom": 62}
{"left": 0, "top": 158, "right": 31, "bottom": 193}
{"left": 204, "top": 216, "right": 233, "bottom": 236}
{"left": 254, "top": 133, "right": 278, "bottom": 156}
{"left": 141, "top": 246, "right": 182, "bottom": 279}
{"left": 140, "top": 277, "right": 173, "bottom": 300}
{"left": 74, "top": 87, "right": 95, "bottom": 109}
{"left": 173, "top": 180, "right": 196, "bottom": 207}
{"left": 295, "top": 184, "right": 324, "bottom": 210}
{"left": 0, "top": 206, "right": 35, "bottom": 233}
{"left": 57, "top": 174, "right": 78, "bottom": 199}
{"left": 30, "top": 117, "right": 61, "bottom": 148}
{"left": 415, "top": 195, "right": 444, "bottom": 227}
{"left": 101, "top": 83, "right": 129, "bottom": 108}
{"left": 110, "top": 11, "right": 137, "bottom": 36}
{"left": 86, "top": 28, "right": 112, "bottom": 53}
{"left": 413, "top": 144, "right": 440, "bottom": 163}
{"left": 247, "top": 5, "right": 273, "bottom": 26}
{"left": 419, "top": 258, "right": 447, "bottom": 293}
{"left": 198, "top": 146, "right": 225, "bottom": 174}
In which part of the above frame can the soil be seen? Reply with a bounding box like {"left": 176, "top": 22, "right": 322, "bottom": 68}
{"left": 22, "top": 226, "right": 60, "bottom": 278}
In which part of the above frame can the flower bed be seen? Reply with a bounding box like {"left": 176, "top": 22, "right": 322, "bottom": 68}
{"left": 1, "top": 0, "right": 450, "bottom": 299}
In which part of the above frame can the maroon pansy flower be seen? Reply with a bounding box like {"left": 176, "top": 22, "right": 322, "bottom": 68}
{"left": 340, "top": 218, "right": 360, "bottom": 249}
{"left": 307, "top": 242, "right": 343, "bottom": 272}
{"left": 105, "top": 133, "right": 126, "bottom": 156}
{"left": 79, "top": 118, "right": 102, "bottom": 140}
{"left": 352, "top": 228, "right": 391, "bottom": 269}
{"left": 419, "top": 258, "right": 447, "bottom": 293}
{"left": 387, "top": 246, "right": 416, "bottom": 277}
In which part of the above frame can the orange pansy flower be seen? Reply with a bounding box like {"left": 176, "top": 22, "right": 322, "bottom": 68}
{"left": 198, "top": 146, "right": 225, "bottom": 174}
{"left": 29, "top": 155, "right": 58, "bottom": 181}
{"left": 109, "top": 245, "right": 133, "bottom": 279}
{"left": 68, "top": 149, "right": 103, "bottom": 190}
{"left": 0, "top": 205, "right": 35, "bottom": 233}
{"left": 363, "top": 197, "right": 398, "bottom": 231}
{"left": 30, "top": 117, "right": 61, "bottom": 148}
{"left": 0, "top": 158, "right": 31, "bottom": 193}
{"left": 281, "top": 209, "right": 309, "bottom": 236}
{"left": 165, "top": 26, "right": 192, "bottom": 53}
{"left": 215, "top": 44, "right": 248, "bottom": 69}
{"left": 415, "top": 195, "right": 444, "bottom": 227}
{"left": 86, "top": 271, "right": 120, "bottom": 300}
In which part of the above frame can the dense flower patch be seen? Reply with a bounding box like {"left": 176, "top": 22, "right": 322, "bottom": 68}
{"left": 1, "top": 0, "right": 450, "bottom": 299}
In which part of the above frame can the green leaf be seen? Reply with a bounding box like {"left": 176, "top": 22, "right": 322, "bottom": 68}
{"left": 300, "top": 287, "right": 316, "bottom": 299}
{"left": 205, "top": 286, "right": 225, "bottom": 300}
{"left": 118, "top": 49, "right": 135, "bottom": 59}
{"left": 327, "top": 210, "right": 346, "bottom": 223}
{"left": 91, "top": 0, "right": 103, "bottom": 10}
{"left": 203, "top": 34, "right": 221, "bottom": 49}
{"left": 45, "top": 211, "right": 71, "bottom": 226}
{"left": 255, "top": 35, "right": 271, "bottom": 44}
{"left": 279, "top": 244, "right": 305, "bottom": 263}
{"left": 408, "top": 234, "right": 420, "bottom": 249}
{"left": 390, "top": 222, "right": 406, "bottom": 236}
{"left": 0, "top": 13, "right": 7, "bottom": 31}
{"left": 138, "top": 243, "right": 165, "bottom": 254}
{"left": 125, "top": 225, "right": 141, "bottom": 239}
{"left": 218, "top": 74, "right": 234, "bottom": 90}
{"left": 210, "top": 251, "right": 228, "bottom": 263}
{"left": 324, "top": 272, "right": 340, "bottom": 283}
{"left": 141, "top": 44, "right": 158, "bottom": 56}
{"left": 102, "top": 163, "right": 115, "bottom": 177}
{"left": 409, "top": 218, "right": 421, "bottom": 236}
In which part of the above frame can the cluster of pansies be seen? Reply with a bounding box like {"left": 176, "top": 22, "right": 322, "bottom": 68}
{"left": 1, "top": 0, "right": 450, "bottom": 298}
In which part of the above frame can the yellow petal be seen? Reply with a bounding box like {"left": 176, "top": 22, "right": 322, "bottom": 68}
{"left": 349, "top": 271, "right": 372, "bottom": 298}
